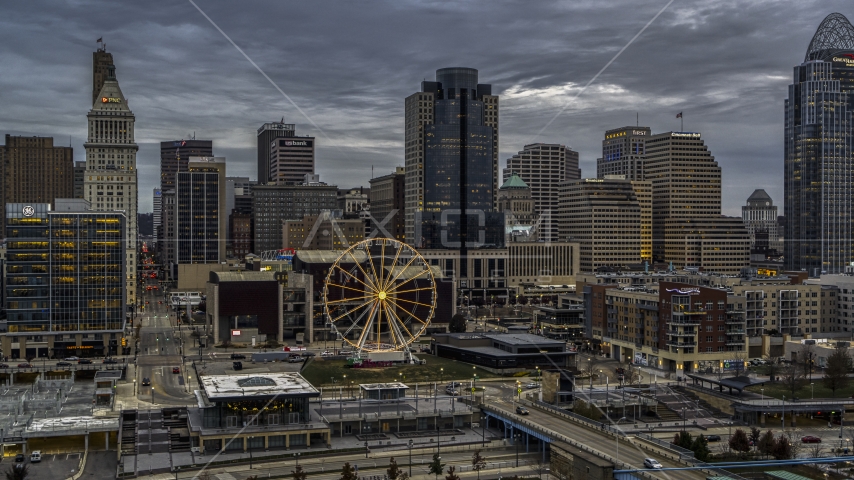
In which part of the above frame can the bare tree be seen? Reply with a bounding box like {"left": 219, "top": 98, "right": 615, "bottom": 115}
{"left": 471, "top": 449, "right": 486, "bottom": 480}
{"left": 784, "top": 431, "right": 802, "bottom": 460}
{"left": 779, "top": 361, "right": 806, "bottom": 399}
{"left": 552, "top": 461, "right": 571, "bottom": 480}
{"left": 532, "top": 459, "right": 549, "bottom": 480}
{"left": 730, "top": 350, "right": 749, "bottom": 378}
{"left": 806, "top": 442, "right": 825, "bottom": 461}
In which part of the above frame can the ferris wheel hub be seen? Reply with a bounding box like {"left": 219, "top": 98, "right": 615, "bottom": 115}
{"left": 378, "top": 291, "right": 387, "bottom": 300}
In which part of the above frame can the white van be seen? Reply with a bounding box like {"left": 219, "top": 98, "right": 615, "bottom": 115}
{"left": 30, "top": 451, "right": 41, "bottom": 463}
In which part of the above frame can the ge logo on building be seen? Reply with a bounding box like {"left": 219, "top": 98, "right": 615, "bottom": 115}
{"left": 22, "top": 206, "right": 35, "bottom": 217}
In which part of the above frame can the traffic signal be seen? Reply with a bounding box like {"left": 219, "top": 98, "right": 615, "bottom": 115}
{"left": 121, "top": 337, "right": 127, "bottom": 347}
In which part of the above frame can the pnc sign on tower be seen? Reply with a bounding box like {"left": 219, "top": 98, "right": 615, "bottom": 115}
{"left": 101, "top": 97, "right": 122, "bottom": 103}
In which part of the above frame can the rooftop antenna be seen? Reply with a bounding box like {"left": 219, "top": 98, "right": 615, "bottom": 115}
{"left": 637, "top": 112, "right": 639, "bottom": 127}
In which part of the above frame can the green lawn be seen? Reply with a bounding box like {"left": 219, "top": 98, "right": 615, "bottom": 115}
{"left": 745, "top": 379, "right": 854, "bottom": 400}
{"left": 300, "top": 355, "right": 505, "bottom": 389}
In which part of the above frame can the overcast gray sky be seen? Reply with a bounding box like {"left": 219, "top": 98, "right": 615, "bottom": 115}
{"left": 0, "top": 0, "right": 847, "bottom": 214}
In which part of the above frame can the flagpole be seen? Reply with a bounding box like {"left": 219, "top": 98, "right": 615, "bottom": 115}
{"left": 681, "top": 115, "right": 683, "bottom": 132}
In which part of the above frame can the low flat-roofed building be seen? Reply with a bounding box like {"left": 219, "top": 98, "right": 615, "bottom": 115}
{"left": 431, "top": 333, "right": 574, "bottom": 371}
{"left": 533, "top": 305, "right": 584, "bottom": 341}
{"left": 189, "top": 373, "right": 328, "bottom": 454}
{"left": 359, "top": 382, "right": 409, "bottom": 400}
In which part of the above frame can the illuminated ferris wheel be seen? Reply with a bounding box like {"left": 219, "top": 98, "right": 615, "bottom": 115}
{"left": 322, "top": 238, "right": 436, "bottom": 353}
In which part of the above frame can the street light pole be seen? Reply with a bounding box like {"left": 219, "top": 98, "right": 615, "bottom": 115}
{"left": 515, "top": 433, "right": 521, "bottom": 467}
{"left": 248, "top": 436, "right": 254, "bottom": 469}
{"left": 408, "top": 439, "right": 413, "bottom": 477}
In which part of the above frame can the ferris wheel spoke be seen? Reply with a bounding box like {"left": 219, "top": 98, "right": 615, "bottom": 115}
{"left": 388, "top": 296, "right": 435, "bottom": 310}
{"left": 325, "top": 294, "right": 375, "bottom": 305}
{"left": 329, "top": 297, "right": 375, "bottom": 324}
{"left": 336, "top": 263, "right": 377, "bottom": 293}
{"left": 380, "top": 302, "right": 398, "bottom": 348}
{"left": 385, "top": 268, "right": 431, "bottom": 294}
{"left": 326, "top": 281, "right": 377, "bottom": 298}
{"left": 340, "top": 301, "right": 376, "bottom": 338}
{"left": 385, "top": 298, "right": 428, "bottom": 324}
{"left": 382, "top": 240, "right": 404, "bottom": 292}
{"left": 378, "top": 240, "right": 386, "bottom": 293}
{"left": 381, "top": 253, "right": 419, "bottom": 292}
{"left": 385, "top": 287, "right": 434, "bottom": 296}
{"left": 354, "top": 302, "right": 380, "bottom": 351}
{"left": 386, "top": 305, "right": 415, "bottom": 343}
{"left": 347, "top": 251, "right": 379, "bottom": 291}
{"left": 362, "top": 242, "right": 383, "bottom": 296}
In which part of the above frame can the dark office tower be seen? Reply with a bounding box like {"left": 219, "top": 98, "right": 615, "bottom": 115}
{"left": 404, "top": 67, "right": 503, "bottom": 250}
{"left": 73, "top": 161, "right": 86, "bottom": 198}
{"left": 176, "top": 157, "right": 226, "bottom": 264}
{"left": 369, "top": 167, "right": 406, "bottom": 241}
{"left": 160, "top": 140, "right": 213, "bottom": 192}
{"left": 257, "top": 122, "right": 295, "bottom": 184}
{"left": 92, "top": 47, "right": 113, "bottom": 105}
{"left": 785, "top": 13, "right": 854, "bottom": 275}
{"left": 596, "top": 126, "right": 650, "bottom": 180}
{"left": 0, "top": 135, "right": 74, "bottom": 233}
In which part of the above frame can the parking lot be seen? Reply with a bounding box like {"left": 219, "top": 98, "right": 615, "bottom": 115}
{"left": 4, "top": 452, "right": 82, "bottom": 478}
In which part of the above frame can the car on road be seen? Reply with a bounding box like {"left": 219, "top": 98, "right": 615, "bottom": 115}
{"left": 55, "top": 361, "right": 72, "bottom": 367}
{"left": 78, "top": 359, "right": 92, "bottom": 364}
{"left": 320, "top": 351, "right": 335, "bottom": 357}
{"left": 30, "top": 451, "right": 41, "bottom": 463}
{"left": 515, "top": 406, "right": 529, "bottom": 415}
{"left": 287, "top": 356, "right": 305, "bottom": 363}
{"left": 14, "top": 454, "right": 24, "bottom": 462}
{"left": 233, "top": 361, "right": 243, "bottom": 371}
{"left": 445, "top": 389, "right": 459, "bottom": 396}
{"left": 230, "top": 353, "right": 246, "bottom": 360}
{"left": 447, "top": 382, "right": 463, "bottom": 389}
{"left": 103, "top": 358, "right": 118, "bottom": 364}
{"left": 706, "top": 435, "right": 721, "bottom": 442}
{"left": 643, "top": 458, "right": 662, "bottom": 469}
{"left": 64, "top": 356, "right": 79, "bottom": 361}
{"left": 525, "top": 383, "right": 539, "bottom": 389}
{"left": 17, "top": 363, "right": 31, "bottom": 368}
{"left": 142, "top": 377, "right": 151, "bottom": 386}
{"left": 172, "top": 367, "right": 180, "bottom": 374}
{"left": 0, "top": 364, "right": 8, "bottom": 369}
{"left": 301, "top": 351, "right": 316, "bottom": 357}
{"left": 802, "top": 436, "right": 822, "bottom": 443}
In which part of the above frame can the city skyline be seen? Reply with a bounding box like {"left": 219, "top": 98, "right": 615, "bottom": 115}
{"left": 0, "top": 1, "right": 848, "bottom": 214}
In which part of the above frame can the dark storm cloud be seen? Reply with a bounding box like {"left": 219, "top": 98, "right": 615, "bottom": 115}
{"left": 0, "top": 0, "right": 847, "bottom": 213}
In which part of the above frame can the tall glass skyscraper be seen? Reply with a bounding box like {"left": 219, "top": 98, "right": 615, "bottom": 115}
{"left": 785, "top": 13, "right": 854, "bottom": 274}
{"left": 404, "top": 68, "right": 503, "bottom": 250}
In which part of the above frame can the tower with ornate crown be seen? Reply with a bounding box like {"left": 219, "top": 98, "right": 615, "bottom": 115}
{"left": 84, "top": 49, "right": 139, "bottom": 310}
